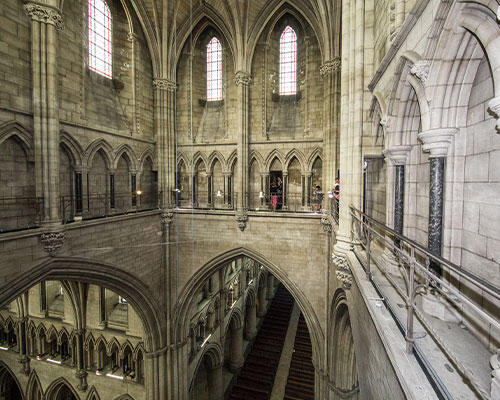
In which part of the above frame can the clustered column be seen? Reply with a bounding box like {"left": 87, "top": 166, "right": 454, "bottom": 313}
{"left": 24, "top": 2, "right": 64, "bottom": 226}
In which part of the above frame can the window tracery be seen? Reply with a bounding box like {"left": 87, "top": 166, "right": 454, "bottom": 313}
{"left": 88, "top": 0, "right": 112, "bottom": 78}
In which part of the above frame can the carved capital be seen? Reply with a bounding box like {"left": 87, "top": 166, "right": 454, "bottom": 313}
{"left": 418, "top": 128, "right": 458, "bottom": 158}
{"left": 40, "top": 231, "right": 65, "bottom": 257}
{"left": 161, "top": 211, "right": 174, "bottom": 227}
{"left": 410, "top": 60, "right": 430, "bottom": 85}
{"left": 236, "top": 213, "right": 248, "bottom": 231}
{"left": 488, "top": 96, "right": 500, "bottom": 132}
{"left": 153, "top": 78, "right": 176, "bottom": 91}
{"left": 383, "top": 145, "right": 412, "bottom": 165}
{"left": 24, "top": 3, "right": 64, "bottom": 30}
{"left": 320, "top": 57, "right": 341, "bottom": 77}
{"left": 235, "top": 71, "right": 252, "bottom": 86}
{"left": 333, "top": 252, "right": 352, "bottom": 290}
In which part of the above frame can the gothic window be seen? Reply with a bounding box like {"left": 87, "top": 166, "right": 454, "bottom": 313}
{"left": 279, "top": 26, "right": 297, "bottom": 95}
{"left": 88, "top": 0, "right": 112, "bottom": 78}
{"left": 207, "top": 37, "right": 222, "bottom": 101}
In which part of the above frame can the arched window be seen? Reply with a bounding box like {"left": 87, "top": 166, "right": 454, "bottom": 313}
{"left": 279, "top": 26, "right": 297, "bottom": 95}
{"left": 207, "top": 37, "right": 222, "bottom": 101}
{"left": 88, "top": 0, "right": 112, "bottom": 78}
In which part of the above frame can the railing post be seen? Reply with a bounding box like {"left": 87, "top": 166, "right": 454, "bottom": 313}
{"left": 366, "top": 221, "right": 371, "bottom": 279}
{"left": 406, "top": 251, "right": 416, "bottom": 354}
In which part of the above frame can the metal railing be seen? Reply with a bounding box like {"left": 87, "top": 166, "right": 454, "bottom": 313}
{"left": 0, "top": 196, "right": 43, "bottom": 233}
{"left": 60, "top": 192, "right": 162, "bottom": 223}
{"left": 173, "top": 191, "right": 322, "bottom": 213}
{"left": 350, "top": 206, "right": 500, "bottom": 399}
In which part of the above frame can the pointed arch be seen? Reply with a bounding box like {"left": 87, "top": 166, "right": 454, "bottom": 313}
{"left": 284, "top": 148, "right": 306, "bottom": 172}
{"left": 0, "top": 121, "right": 34, "bottom": 162}
{"left": 107, "top": 337, "right": 121, "bottom": 356}
{"left": 46, "top": 325, "right": 58, "bottom": 342}
{"left": 174, "top": 247, "right": 325, "bottom": 374}
{"left": 192, "top": 151, "right": 208, "bottom": 172}
{"left": 306, "top": 148, "right": 323, "bottom": 171}
{"left": 45, "top": 377, "right": 80, "bottom": 400}
{"left": 265, "top": 149, "right": 285, "bottom": 171}
{"left": 176, "top": 152, "right": 190, "bottom": 170}
{"left": 113, "top": 144, "right": 138, "bottom": 171}
{"left": 86, "top": 386, "right": 101, "bottom": 400}
{"left": 133, "top": 342, "right": 145, "bottom": 360}
{"left": 114, "top": 395, "right": 135, "bottom": 400}
{"left": 94, "top": 335, "right": 108, "bottom": 351}
{"left": 35, "top": 323, "right": 47, "bottom": 339}
{"left": 85, "top": 332, "right": 95, "bottom": 350}
{"left": 249, "top": 150, "right": 265, "bottom": 173}
{"left": 189, "top": 341, "right": 223, "bottom": 391}
{"left": 120, "top": 340, "right": 134, "bottom": 356}
{"left": 26, "top": 369, "right": 43, "bottom": 400}
{"left": 0, "top": 360, "right": 25, "bottom": 400}
{"left": 139, "top": 147, "right": 156, "bottom": 171}
{"left": 225, "top": 307, "right": 244, "bottom": 337}
{"left": 244, "top": 286, "right": 257, "bottom": 307}
{"left": 207, "top": 151, "right": 226, "bottom": 173}
{"left": 85, "top": 139, "right": 113, "bottom": 169}
{"left": 60, "top": 131, "right": 84, "bottom": 167}
{"left": 57, "top": 326, "right": 70, "bottom": 345}
{"left": 175, "top": 7, "right": 236, "bottom": 70}
{"left": 227, "top": 150, "right": 238, "bottom": 173}
{"left": 247, "top": 1, "right": 324, "bottom": 73}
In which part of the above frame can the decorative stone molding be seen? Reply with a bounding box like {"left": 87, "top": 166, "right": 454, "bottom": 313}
{"left": 161, "top": 211, "right": 174, "bottom": 227}
{"left": 321, "top": 216, "right": 332, "bottom": 236}
{"left": 153, "top": 78, "right": 176, "bottom": 91}
{"left": 24, "top": 3, "right": 64, "bottom": 30}
{"left": 235, "top": 71, "right": 252, "bottom": 86}
{"left": 380, "top": 115, "right": 391, "bottom": 130}
{"left": 40, "top": 231, "right": 66, "bottom": 257}
{"left": 383, "top": 145, "right": 412, "bottom": 165}
{"left": 320, "top": 57, "right": 341, "bottom": 76}
{"left": 410, "top": 60, "right": 430, "bottom": 85}
{"left": 236, "top": 213, "right": 248, "bottom": 231}
{"left": 418, "top": 128, "right": 458, "bottom": 158}
{"left": 488, "top": 96, "right": 500, "bottom": 132}
{"left": 333, "top": 253, "right": 352, "bottom": 290}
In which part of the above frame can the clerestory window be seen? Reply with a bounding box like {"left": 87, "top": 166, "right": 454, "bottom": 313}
{"left": 207, "top": 37, "right": 223, "bottom": 101}
{"left": 88, "top": 0, "right": 112, "bottom": 78}
{"left": 279, "top": 26, "right": 297, "bottom": 95}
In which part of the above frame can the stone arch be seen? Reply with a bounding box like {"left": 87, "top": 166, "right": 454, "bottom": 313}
{"left": 113, "top": 144, "right": 138, "bottom": 171}
{"left": 224, "top": 306, "right": 244, "bottom": 337}
{"left": 114, "top": 395, "right": 135, "bottom": 400}
{"left": 175, "top": 7, "right": 236, "bottom": 70}
{"left": 249, "top": 150, "right": 265, "bottom": 173}
{"left": 192, "top": 152, "right": 208, "bottom": 172}
{"left": 0, "top": 257, "right": 166, "bottom": 351}
{"left": 85, "top": 386, "right": 101, "bottom": 400}
{"left": 174, "top": 247, "right": 325, "bottom": 371}
{"left": 306, "top": 148, "right": 322, "bottom": 172}
{"left": 85, "top": 139, "right": 113, "bottom": 169}
{"left": 85, "top": 332, "right": 95, "bottom": 350}
{"left": 207, "top": 151, "right": 226, "bottom": 174}
{"left": 226, "top": 150, "right": 237, "bottom": 173}
{"left": 57, "top": 326, "right": 70, "bottom": 345}
{"left": 0, "top": 121, "right": 34, "bottom": 162}
{"left": 46, "top": 325, "right": 58, "bottom": 343}
{"left": 60, "top": 131, "right": 83, "bottom": 168}
{"left": 0, "top": 360, "right": 25, "bottom": 400}
{"left": 26, "top": 369, "right": 43, "bottom": 400}
{"left": 107, "top": 337, "right": 121, "bottom": 356}
{"left": 284, "top": 149, "right": 306, "bottom": 172}
{"left": 139, "top": 147, "right": 156, "bottom": 172}
{"left": 265, "top": 149, "right": 285, "bottom": 172}
{"left": 189, "top": 341, "right": 223, "bottom": 391}
{"left": 328, "top": 289, "right": 359, "bottom": 399}
{"left": 244, "top": 286, "right": 257, "bottom": 307}
{"left": 247, "top": 0, "right": 324, "bottom": 72}
{"left": 120, "top": 339, "right": 134, "bottom": 356}
{"left": 94, "top": 335, "right": 107, "bottom": 352}
{"left": 44, "top": 377, "right": 80, "bottom": 400}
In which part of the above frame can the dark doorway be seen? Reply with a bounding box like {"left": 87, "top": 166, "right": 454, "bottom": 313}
{"left": 270, "top": 171, "right": 283, "bottom": 210}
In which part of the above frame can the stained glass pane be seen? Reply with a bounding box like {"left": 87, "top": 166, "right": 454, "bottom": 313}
{"left": 88, "top": 0, "right": 112, "bottom": 79}
{"left": 207, "top": 37, "right": 223, "bottom": 101}
{"left": 279, "top": 26, "right": 297, "bottom": 95}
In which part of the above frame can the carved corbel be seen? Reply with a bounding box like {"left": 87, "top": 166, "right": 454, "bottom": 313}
{"left": 40, "top": 231, "right": 66, "bottom": 257}
{"left": 236, "top": 213, "right": 248, "bottom": 232}
{"left": 410, "top": 60, "right": 430, "bottom": 85}
{"left": 333, "top": 252, "right": 352, "bottom": 290}
{"left": 488, "top": 96, "right": 500, "bottom": 133}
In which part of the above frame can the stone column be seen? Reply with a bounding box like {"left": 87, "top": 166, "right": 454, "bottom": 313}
{"left": 207, "top": 362, "right": 223, "bottom": 400}
{"left": 74, "top": 329, "right": 88, "bottom": 391}
{"left": 235, "top": 71, "right": 252, "bottom": 230}
{"left": 24, "top": 2, "right": 64, "bottom": 227}
{"left": 382, "top": 146, "right": 411, "bottom": 274}
{"left": 153, "top": 78, "right": 176, "bottom": 208}
{"left": 17, "top": 317, "right": 30, "bottom": 375}
{"left": 262, "top": 173, "right": 270, "bottom": 208}
{"left": 282, "top": 172, "right": 288, "bottom": 210}
{"left": 320, "top": 57, "right": 342, "bottom": 207}
{"left": 418, "top": 128, "right": 457, "bottom": 275}
{"left": 245, "top": 303, "right": 257, "bottom": 341}
{"left": 229, "top": 325, "right": 244, "bottom": 371}
{"left": 266, "top": 274, "right": 274, "bottom": 300}
{"left": 257, "top": 283, "right": 267, "bottom": 317}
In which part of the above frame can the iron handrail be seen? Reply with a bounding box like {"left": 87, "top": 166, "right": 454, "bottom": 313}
{"left": 349, "top": 205, "right": 499, "bottom": 400}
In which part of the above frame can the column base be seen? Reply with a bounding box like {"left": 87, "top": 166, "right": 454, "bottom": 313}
{"left": 228, "top": 361, "right": 244, "bottom": 373}
{"left": 76, "top": 370, "right": 88, "bottom": 391}
{"left": 381, "top": 251, "right": 400, "bottom": 276}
